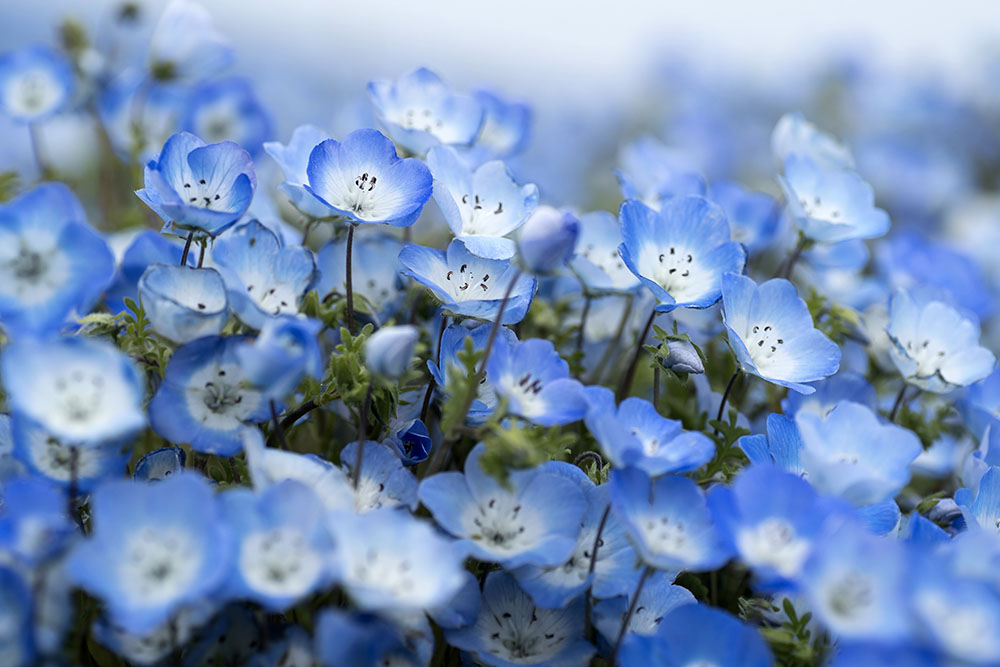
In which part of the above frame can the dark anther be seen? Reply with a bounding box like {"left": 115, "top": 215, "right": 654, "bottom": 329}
{"left": 494, "top": 202, "right": 503, "bottom": 214}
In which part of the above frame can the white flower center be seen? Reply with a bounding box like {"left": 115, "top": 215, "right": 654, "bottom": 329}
{"left": 743, "top": 322, "right": 786, "bottom": 368}
{"left": 459, "top": 192, "right": 505, "bottom": 235}
{"left": 736, "top": 518, "right": 809, "bottom": 577}
{"left": 119, "top": 526, "right": 201, "bottom": 606}
{"left": 5, "top": 69, "right": 62, "bottom": 116}
{"left": 825, "top": 571, "right": 874, "bottom": 620}
{"left": 482, "top": 604, "right": 569, "bottom": 663}
{"left": 239, "top": 527, "right": 322, "bottom": 598}
{"left": 184, "top": 363, "right": 262, "bottom": 430}
{"left": 465, "top": 496, "right": 535, "bottom": 554}
{"left": 441, "top": 261, "right": 505, "bottom": 301}
{"left": 798, "top": 194, "right": 845, "bottom": 224}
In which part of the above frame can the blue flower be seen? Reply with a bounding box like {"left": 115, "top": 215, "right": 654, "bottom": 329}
{"left": 781, "top": 370, "right": 876, "bottom": 418}
{"left": 961, "top": 368, "right": 1000, "bottom": 440}
{"left": 339, "top": 441, "right": 418, "bottom": 512}
{"left": 584, "top": 388, "right": 715, "bottom": 475}
{"left": 799, "top": 520, "right": 911, "bottom": 641}
{"left": 592, "top": 571, "right": 695, "bottom": 645}
{"left": 328, "top": 508, "right": 468, "bottom": 614}
{"left": 618, "top": 603, "right": 773, "bottom": 667}
{"left": 708, "top": 465, "right": 846, "bottom": 588}
{"left": 619, "top": 197, "right": 746, "bottom": 313}
{"left": 220, "top": 481, "right": 334, "bottom": 611}
{"left": 779, "top": 154, "right": 890, "bottom": 243}
{"left": 399, "top": 239, "right": 537, "bottom": 324}
{"left": 0, "top": 183, "right": 115, "bottom": 335}
{"left": 0, "top": 567, "right": 33, "bottom": 666}
{"left": 235, "top": 316, "right": 323, "bottom": 400}
{"left": 305, "top": 128, "right": 433, "bottom": 227}
{"left": 97, "top": 74, "right": 189, "bottom": 164}
{"left": 658, "top": 339, "right": 704, "bottom": 375}
{"left": 133, "top": 446, "right": 186, "bottom": 482}
{"left": 886, "top": 288, "right": 995, "bottom": 393}
{"left": 517, "top": 206, "right": 580, "bottom": 274}
{"left": 182, "top": 77, "right": 273, "bottom": 156}
{"left": 364, "top": 324, "right": 419, "bottom": 380}
{"left": 136, "top": 131, "right": 256, "bottom": 236}
{"left": 610, "top": 467, "right": 731, "bottom": 572}
{"left": 427, "top": 145, "right": 538, "bottom": 259}
{"left": 3, "top": 336, "right": 145, "bottom": 445}
{"left": 487, "top": 337, "right": 587, "bottom": 426}
{"left": 569, "top": 211, "right": 641, "bottom": 294}
{"left": 314, "top": 610, "right": 410, "bottom": 667}
{"left": 149, "top": 336, "right": 269, "bottom": 456}
{"left": 910, "top": 564, "right": 1000, "bottom": 664}
{"left": 419, "top": 443, "right": 586, "bottom": 568}
{"left": 368, "top": 67, "right": 483, "bottom": 155}
{"left": 0, "top": 44, "right": 74, "bottom": 122}
{"left": 709, "top": 180, "right": 781, "bottom": 254}
{"left": 316, "top": 233, "right": 405, "bottom": 325}
{"left": 445, "top": 570, "right": 595, "bottom": 667}
{"left": 147, "top": 0, "right": 233, "bottom": 82}
{"left": 461, "top": 89, "right": 531, "bottom": 164}
{"left": 721, "top": 272, "right": 841, "bottom": 394}
{"left": 211, "top": 220, "right": 318, "bottom": 329}
{"left": 512, "top": 462, "right": 642, "bottom": 609}
{"left": 0, "top": 476, "right": 76, "bottom": 566}
{"left": 139, "top": 264, "right": 228, "bottom": 343}
{"left": 11, "top": 415, "right": 129, "bottom": 491}
{"left": 428, "top": 322, "right": 517, "bottom": 424}
{"left": 386, "top": 419, "right": 432, "bottom": 465}
{"left": 65, "top": 473, "right": 231, "bottom": 635}
{"left": 263, "top": 124, "right": 333, "bottom": 218}
{"left": 615, "top": 135, "right": 707, "bottom": 208}
{"left": 104, "top": 230, "right": 183, "bottom": 314}
{"left": 771, "top": 111, "right": 854, "bottom": 170}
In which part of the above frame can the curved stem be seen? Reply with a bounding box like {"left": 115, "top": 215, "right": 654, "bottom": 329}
{"left": 345, "top": 223, "right": 356, "bottom": 335}
{"left": 611, "top": 566, "right": 652, "bottom": 664}
{"left": 352, "top": 382, "right": 374, "bottom": 489}
{"left": 616, "top": 308, "right": 657, "bottom": 401}
{"left": 778, "top": 235, "right": 808, "bottom": 280}
{"left": 584, "top": 503, "right": 612, "bottom": 639}
{"left": 589, "top": 295, "right": 634, "bottom": 385}
{"left": 179, "top": 230, "right": 195, "bottom": 266}
{"left": 197, "top": 239, "right": 207, "bottom": 268}
{"left": 269, "top": 399, "right": 288, "bottom": 450}
{"left": 889, "top": 382, "right": 908, "bottom": 422}
{"left": 716, "top": 370, "right": 742, "bottom": 427}
{"left": 576, "top": 295, "right": 592, "bottom": 357}
{"left": 573, "top": 451, "right": 604, "bottom": 472}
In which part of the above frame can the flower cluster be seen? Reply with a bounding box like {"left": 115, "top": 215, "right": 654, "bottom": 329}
{"left": 2, "top": 2, "right": 1000, "bottom": 666}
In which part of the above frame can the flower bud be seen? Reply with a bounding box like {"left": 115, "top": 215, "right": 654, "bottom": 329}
{"left": 516, "top": 206, "right": 579, "bottom": 274}
{"left": 659, "top": 339, "right": 704, "bottom": 374}
{"left": 364, "top": 325, "right": 419, "bottom": 379}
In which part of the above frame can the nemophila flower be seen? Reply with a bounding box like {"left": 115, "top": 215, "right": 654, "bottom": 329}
{"left": 569, "top": 210, "right": 641, "bottom": 294}
{"left": 710, "top": 179, "right": 781, "bottom": 254}
{"left": 11, "top": 415, "right": 128, "bottom": 492}
{"left": 305, "top": 128, "right": 433, "bottom": 227}
{"left": 386, "top": 419, "right": 432, "bottom": 465}
{"left": 263, "top": 124, "right": 332, "bottom": 218}
{"left": 961, "top": 368, "right": 1000, "bottom": 440}
{"left": 516, "top": 206, "right": 580, "bottom": 274}
{"left": 721, "top": 272, "right": 841, "bottom": 394}
{"left": 609, "top": 467, "right": 731, "bottom": 572}
{"left": 399, "top": 239, "right": 538, "bottom": 324}
{"left": 657, "top": 339, "right": 704, "bottom": 375}
{"left": 419, "top": 443, "right": 586, "bottom": 568}
{"left": 328, "top": 508, "right": 467, "bottom": 614}
{"left": 368, "top": 67, "right": 483, "bottom": 155}
{"left": 97, "top": 74, "right": 188, "bottom": 164}
{"left": 364, "top": 324, "right": 418, "bottom": 380}
{"left": 65, "top": 474, "right": 231, "bottom": 635}
{"left": 220, "top": 481, "right": 334, "bottom": 611}
{"left": 427, "top": 145, "right": 538, "bottom": 259}
{"left": 615, "top": 135, "right": 707, "bottom": 208}
{"left": 771, "top": 111, "right": 854, "bottom": 170}
{"left": 781, "top": 370, "right": 876, "bottom": 418}
{"left": 3, "top": 336, "right": 145, "bottom": 444}
{"left": 339, "top": 441, "right": 418, "bottom": 512}
{"left": 182, "top": 77, "right": 272, "bottom": 156}
{"left": 512, "top": 462, "right": 642, "bottom": 609}
{"left": 235, "top": 316, "right": 322, "bottom": 401}
{"left": 487, "top": 337, "right": 587, "bottom": 426}
{"left": 462, "top": 89, "right": 531, "bottom": 164}
{"left": 779, "top": 154, "right": 890, "bottom": 243}
{"left": 211, "top": 220, "right": 318, "bottom": 329}
{"left": 314, "top": 610, "right": 409, "bottom": 666}
{"left": 584, "top": 387, "right": 714, "bottom": 475}
{"left": 138, "top": 264, "right": 228, "bottom": 344}
{"left": 618, "top": 604, "right": 773, "bottom": 667}
{"left": 104, "top": 231, "right": 183, "bottom": 314}
{"left": 149, "top": 335, "right": 269, "bottom": 456}
{"left": 799, "top": 521, "right": 912, "bottom": 641}
{"left": 592, "top": 571, "right": 695, "bottom": 645}
{"left": 0, "top": 45, "right": 73, "bottom": 123}
{"left": 708, "top": 465, "right": 846, "bottom": 588}
{"left": 89, "top": 602, "right": 217, "bottom": 667}
{"left": 171, "top": 603, "right": 261, "bottom": 666}
{"left": 133, "top": 446, "right": 186, "bottom": 482}
{"left": 428, "top": 322, "right": 516, "bottom": 424}
{"left": 886, "top": 288, "right": 995, "bottom": 393}
{"left": 0, "top": 182, "right": 115, "bottom": 335}
{"left": 242, "top": 429, "right": 355, "bottom": 512}
{"left": 960, "top": 466, "right": 1000, "bottom": 534}
{"left": 0, "top": 566, "right": 34, "bottom": 666}
{"left": 911, "top": 565, "right": 1000, "bottom": 665}
{"left": 316, "top": 234, "right": 405, "bottom": 324}
{"left": 136, "top": 131, "right": 256, "bottom": 237}
{"left": 619, "top": 197, "right": 746, "bottom": 313}
{"left": 445, "top": 570, "right": 595, "bottom": 667}
{"left": 0, "top": 476, "right": 75, "bottom": 566}
{"left": 147, "top": 0, "right": 233, "bottom": 83}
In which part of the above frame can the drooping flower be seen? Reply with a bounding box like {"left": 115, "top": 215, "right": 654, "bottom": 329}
{"left": 517, "top": 206, "right": 580, "bottom": 274}
{"left": 136, "top": 131, "right": 256, "bottom": 236}
{"left": 427, "top": 145, "right": 538, "bottom": 259}
{"left": 721, "top": 272, "right": 841, "bottom": 394}
{"left": 0, "top": 44, "right": 74, "bottom": 123}
{"left": 305, "top": 128, "right": 433, "bottom": 227}
{"left": 619, "top": 196, "right": 746, "bottom": 313}
{"left": 138, "top": 264, "right": 228, "bottom": 344}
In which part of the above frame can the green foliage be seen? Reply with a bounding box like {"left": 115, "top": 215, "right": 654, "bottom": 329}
{"left": 0, "top": 171, "right": 20, "bottom": 202}
{"left": 478, "top": 419, "right": 578, "bottom": 483}
{"left": 896, "top": 401, "right": 958, "bottom": 450}
{"left": 118, "top": 298, "right": 172, "bottom": 376}
{"left": 439, "top": 336, "right": 484, "bottom": 439}
{"left": 328, "top": 324, "right": 374, "bottom": 403}
{"left": 758, "top": 598, "right": 829, "bottom": 667}
{"left": 698, "top": 411, "right": 751, "bottom": 484}
{"left": 804, "top": 287, "right": 863, "bottom": 346}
